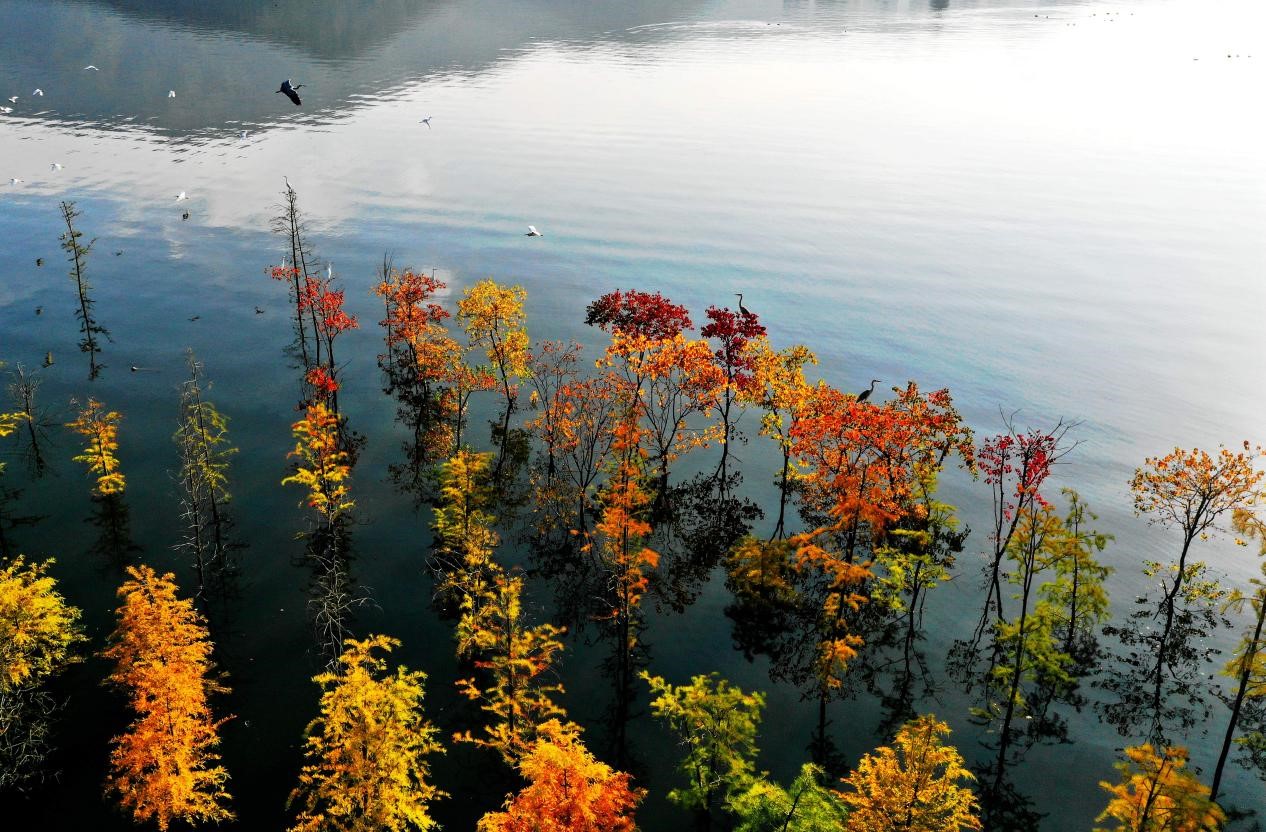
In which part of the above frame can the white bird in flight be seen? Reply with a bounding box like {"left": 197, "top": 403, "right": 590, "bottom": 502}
{"left": 84, "top": 65, "right": 99, "bottom": 71}
{"left": 9, "top": 178, "right": 23, "bottom": 185}
{"left": 167, "top": 90, "right": 176, "bottom": 98}
{"left": 6, "top": 96, "right": 16, "bottom": 103}
{"left": 32, "top": 89, "right": 43, "bottom": 96}
{"left": 50, "top": 163, "right": 62, "bottom": 170}
{"left": 176, "top": 191, "right": 188, "bottom": 201}
{"left": 525, "top": 225, "right": 543, "bottom": 237}
{"left": 419, "top": 116, "right": 432, "bottom": 128}
{"left": 0, "top": 107, "right": 11, "bottom": 114}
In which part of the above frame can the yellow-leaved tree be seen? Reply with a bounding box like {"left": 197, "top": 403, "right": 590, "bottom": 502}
{"left": 67, "top": 397, "right": 125, "bottom": 495}
{"left": 288, "top": 635, "right": 446, "bottom": 832}
{"left": 835, "top": 713, "right": 981, "bottom": 832}
{"left": 1094, "top": 744, "right": 1225, "bottom": 832}
{"left": 104, "top": 565, "right": 232, "bottom": 830}
{"left": 283, "top": 401, "right": 354, "bottom": 526}
{"left": 477, "top": 719, "right": 644, "bottom": 832}
{"left": 0, "top": 556, "right": 84, "bottom": 789}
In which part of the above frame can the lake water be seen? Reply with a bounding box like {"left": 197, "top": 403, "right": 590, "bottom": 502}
{"left": 1, "top": 0, "right": 1264, "bottom": 828}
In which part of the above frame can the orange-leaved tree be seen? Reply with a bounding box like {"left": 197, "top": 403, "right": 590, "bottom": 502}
{"left": 67, "top": 397, "right": 125, "bottom": 496}
{"left": 1094, "top": 744, "right": 1224, "bottom": 832}
{"left": 836, "top": 713, "right": 981, "bottom": 832}
{"left": 477, "top": 719, "right": 644, "bottom": 832}
{"left": 103, "top": 565, "right": 232, "bottom": 830}
{"left": 288, "top": 635, "right": 446, "bottom": 832}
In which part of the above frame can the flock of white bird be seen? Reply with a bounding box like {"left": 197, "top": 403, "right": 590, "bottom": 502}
{"left": 3, "top": 66, "right": 544, "bottom": 236}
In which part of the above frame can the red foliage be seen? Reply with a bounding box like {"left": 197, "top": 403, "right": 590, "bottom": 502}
{"left": 700, "top": 305, "right": 766, "bottom": 392}
{"left": 305, "top": 366, "right": 340, "bottom": 398}
{"left": 584, "top": 290, "right": 692, "bottom": 341}
{"left": 979, "top": 429, "right": 1058, "bottom": 514}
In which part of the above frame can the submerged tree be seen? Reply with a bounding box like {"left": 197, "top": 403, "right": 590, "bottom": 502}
{"left": 0, "top": 556, "right": 84, "bottom": 790}
{"left": 174, "top": 351, "right": 239, "bottom": 592}
{"left": 643, "top": 671, "right": 765, "bottom": 829}
{"left": 283, "top": 402, "right": 354, "bottom": 529}
{"left": 727, "top": 763, "right": 849, "bottom": 832}
{"left": 699, "top": 303, "right": 766, "bottom": 488}
{"left": 270, "top": 180, "right": 320, "bottom": 371}
{"left": 6, "top": 365, "right": 52, "bottom": 477}
{"left": 454, "top": 572, "right": 568, "bottom": 763}
{"left": 458, "top": 279, "right": 530, "bottom": 476}
{"left": 477, "top": 719, "right": 643, "bottom": 832}
{"left": 103, "top": 565, "right": 233, "bottom": 830}
{"left": 288, "top": 635, "right": 446, "bottom": 832}
{"left": 66, "top": 398, "right": 125, "bottom": 496}
{"left": 835, "top": 714, "right": 981, "bottom": 832}
{"left": 1094, "top": 744, "right": 1224, "bottom": 832}
{"left": 1100, "top": 444, "right": 1264, "bottom": 743}
{"left": 59, "top": 201, "right": 109, "bottom": 380}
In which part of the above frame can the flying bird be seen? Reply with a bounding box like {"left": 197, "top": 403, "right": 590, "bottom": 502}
{"left": 276, "top": 79, "right": 303, "bottom": 106}
{"left": 176, "top": 191, "right": 187, "bottom": 201}
{"left": 167, "top": 90, "right": 176, "bottom": 98}
{"left": 419, "top": 116, "right": 432, "bottom": 128}
{"left": 8, "top": 178, "right": 22, "bottom": 185}
{"left": 35, "top": 258, "right": 43, "bottom": 267}
{"left": 50, "top": 162, "right": 62, "bottom": 170}
{"left": 31, "top": 89, "right": 43, "bottom": 96}
{"left": 84, "top": 65, "right": 99, "bottom": 71}
{"left": 735, "top": 293, "right": 751, "bottom": 316}
{"left": 0, "top": 107, "right": 11, "bottom": 114}
{"left": 6, "top": 96, "right": 16, "bottom": 103}
{"left": 855, "top": 379, "right": 881, "bottom": 404}
{"left": 525, "top": 225, "right": 542, "bottom": 237}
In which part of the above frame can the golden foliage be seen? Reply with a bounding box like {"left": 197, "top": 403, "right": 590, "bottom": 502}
{"left": 836, "top": 714, "right": 981, "bottom": 832}
{"left": 1131, "top": 443, "right": 1265, "bottom": 539}
{"left": 458, "top": 278, "right": 530, "bottom": 407}
{"left": 66, "top": 398, "right": 126, "bottom": 495}
{"left": 288, "top": 635, "right": 446, "bottom": 832}
{"left": 1095, "top": 744, "right": 1225, "bottom": 832}
{"left": 103, "top": 565, "right": 232, "bottom": 830}
{"left": 283, "top": 402, "right": 354, "bottom": 522}
{"left": 477, "top": 719, "right": 644, "bottom": 832}
{"left": 0, "top": 557, "right": 83, "bottom": 693}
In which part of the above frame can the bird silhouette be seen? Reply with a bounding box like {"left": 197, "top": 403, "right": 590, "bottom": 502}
{"left": 856, "top": 379, "right": 881, "bottom": 404}
{"left": 419, "top": 116, "right": 432, "bottom": 128}
{"left": 735, "top": 293, "right": 751, "bottom": 316}
{"left": 167, "top": 90, "right": 176, "bottom": 98}
{"left": 276, "top": 79, "right": 303, "bottom": 106}
{"left": 255, "top": 306, "right": 266, "bottom": 315}
{"left": 34, "top": 306, "right": 42, "bottom": 315}
{"left": 84, "top": 65, "right": 99, "bottom": 71}
{"left": 50, "top": 162, "right": 62, "bottom": 170}
{"left": 35, "top": 258, "right": 43, "bottom": 267}
{"left": 114, "top": 250, "right": 123, "bottom": 256}
{"left": 182, "top": 211, "right": 190, "bottom": 221}
{"left": 525, "top": 225, "right": 542, "bottom": 237}
{"left": 188, "top": 315, "right": 200, "bottom": 322}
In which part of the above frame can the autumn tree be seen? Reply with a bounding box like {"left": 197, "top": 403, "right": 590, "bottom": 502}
{"left": 643, "top": 671, "right": 765, "bottom": 827}
{"left": 174, "top": 351, "right": 238, "bottom": 590}
{"left": 302, "top": 266, "right": 359, "bottom": 412}
{"left": 477, "top": 719, "right": 644, "bottom": 832}
{"left": 583, "top": 412, "right": 658, "bottom": 753}
{"left": 835, "top": 714, "right": 981, "bottom": 832}
{"left": 458, "top": 279, "right": 530, "bottom": 472}
{"left": 455, "top": 572, "right": 569, "bottom": 762}
{"left": 104, "top": 565, "right": 232, "bottom": 829}
{"left": 67, "top": 397, "right": 126, "bottom": 496}
{"left": 59, "top": 201, "right": 109, "bottom": 380}
{"left": 1094, "top": 744, "right": 1224, "bottom": 832}
{"left": 1209, "top": 508, "right": 1266, "bottom": 802}
{"left": 271, "top": 180, "right": 320, "bottom": 370}
{"left": 431, "top": 450, "right": 500, "bottom": 623}
{"left": 740, "top": 338, "right": 817, "bottom": 539}
{"left": 1101, "top": 443, "right": 1264, "bottom": 742}
{"left": 375, "top": 266, "right": 455, "bottom": 490}
{"left": 585, "top": 289, "right": 692, "bottom": 343}
{"left": 699, "top": 304, "right": 766, "bottom": 486}
{"left": 727, "top": 763, "right": 849, "bottom": 832}
{"left": 0, "top": 556, "right": 84, "bottom": 789}
{"left": 525, "top": 340, "right": 582, "bottom": 488}
{"left": 283, "top": 402, "right": 354, "bottom": 527}
{"left": 288, "top": 635, "right": 446, "bottom": 832}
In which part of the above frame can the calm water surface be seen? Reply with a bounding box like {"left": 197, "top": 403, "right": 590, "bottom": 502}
{"left": 1, "top": 0, "right": 1264, "bottom": 828}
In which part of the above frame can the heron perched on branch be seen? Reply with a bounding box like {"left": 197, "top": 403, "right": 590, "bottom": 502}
{"left": 856, "top": 379, "right": 881, "bottom": 403}
{"left": 735, "top": 293, "right": 751, "bottom": 316}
